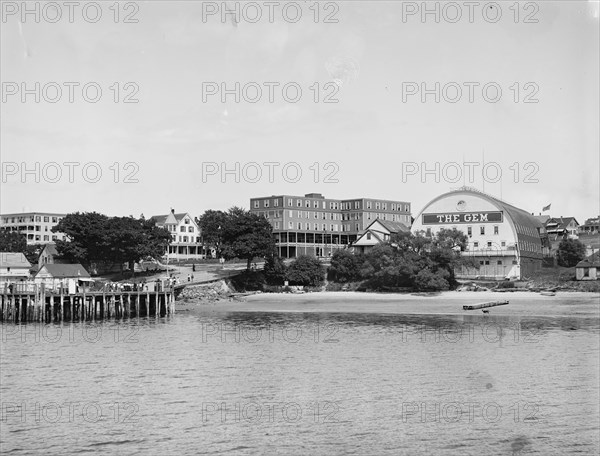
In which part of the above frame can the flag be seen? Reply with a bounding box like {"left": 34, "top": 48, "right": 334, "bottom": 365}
{"left": 542, "top": 204, "right": 551, "bottom": 212}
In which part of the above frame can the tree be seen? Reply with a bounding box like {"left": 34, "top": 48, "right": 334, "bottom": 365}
{"left": 328, "top": 249, "right": 364, "bottom": 282}
{"left": 198, "top": 210, "right": 228, "bottom": 256}
{"left": 286, "top": 255, "right": 325, "bottom": 286}
{"left": 0, "top": 231, "right": 26, "bottom": 252}
{"left": 263, "top": 255, "right": 287, "bottom": 285}
{"left": 220, "top": 207, "right": 275, "bottom": 270}
{"left": 24, "top": 244, "right": 43, "bottom": 265}
{"left": 53, "top": 212, "right": 171, "bottom": 271}
{"left": 556, "top": 239, "right": 586, "bottom": 267}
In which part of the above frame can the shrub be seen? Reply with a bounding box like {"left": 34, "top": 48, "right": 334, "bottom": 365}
{"left": 286, "top": 255, "right": 325, "bottom": 287}
{"left": 556, "top": 239, "right": 586, "bottom": 267}
{"left": 230, "top": 270, "right": 265, "bottom": 291}
{"left": 327, "top": 250, "right": 364, "bottom": 282}
{"left": 414, "top": 269, "right": 450, "bottom": 291}
{"left": 263, "top": 255, "right": 287, "bottom": 285}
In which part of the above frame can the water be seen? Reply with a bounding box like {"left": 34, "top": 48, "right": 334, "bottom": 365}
{"left": 1, "top": 304, "right": 599, "bottom": 455}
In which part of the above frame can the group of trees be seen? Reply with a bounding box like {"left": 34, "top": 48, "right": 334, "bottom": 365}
{"left": 52, "top": 212, "right": 171, "bottom": 271}
{"left": 556, "top": 238, "right": 586, "bottom": 267}
{"left": 197, "top": 207, "right": 275, "bottom": 269}
{"left": 327, "top": 228, "right": 473, "bottom": 291}
{"left": 263, "top": 255, "right": 325, "bottom": 287}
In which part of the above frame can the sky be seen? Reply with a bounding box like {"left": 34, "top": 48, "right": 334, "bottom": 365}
{"left": 1, "top": 0, "right": 599, "bottom": 223}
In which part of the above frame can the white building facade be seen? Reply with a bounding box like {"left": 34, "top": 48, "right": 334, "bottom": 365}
{"left": 151, "top": 210, "right": 204, "bottom": 260}
{"left": 411, "top": 189, "right": 549, "bottom": 280}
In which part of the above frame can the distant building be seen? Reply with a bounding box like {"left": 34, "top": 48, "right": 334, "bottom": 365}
{"left": 249, "top": 193, "right": 412, "bottom": 258}
{"left": 151, "top": 209, "right": 204, "bottom": 260}
{"left": 352, "top": 219, "right": 410, "bottom": 254}
{"left": 37, "top": 243, "right": 66, "bottom": 269}
{"left": 0, "top": 252, "right": 32, "bottom": 282}
{"left": 579, "top": 216, "right": 599, "bottom": 235}
{"left": 34, "top": 263, "right": 92, "bottom": 290}
{"left": 411, "top": 188, "right": 550, "bottom": 280}
{"left": 0, "top": 212, "right": 67, "bottom": 245}
{"left": 575, "top": 253, "right": 600, "bottom": 281}
{"left": 544, "top": 217, "right": 580, "bottom": 239}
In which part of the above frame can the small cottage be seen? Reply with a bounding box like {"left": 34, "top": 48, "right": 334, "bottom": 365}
{"left": 575, "top": 253, "right": 600, "bottom": 281}
{"left": 0, "top": 252, "right": 32, "bottom": 282}
{"left": 35, "top": 263, "right": 93, "bottom": 292}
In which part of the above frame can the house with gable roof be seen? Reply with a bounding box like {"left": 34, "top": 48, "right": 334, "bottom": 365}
{"left": 151, "top": 209, "right": 204, "bottom": 260}
{"left": 352, "top": 219, "right": 410, "bottom": 254}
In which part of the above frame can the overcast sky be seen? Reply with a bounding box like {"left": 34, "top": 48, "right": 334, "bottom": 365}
{"left": 1, "top": 1, "right": 598, "bottom": 222}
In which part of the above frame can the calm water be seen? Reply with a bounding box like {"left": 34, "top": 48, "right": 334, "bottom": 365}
{"left": 1, "top": 304, "right": 599, "bottom": 455}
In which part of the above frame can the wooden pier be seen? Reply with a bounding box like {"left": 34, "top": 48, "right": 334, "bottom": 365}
{"left": 1, "top": 283, "right": 175, "bottom": 323}
{"left": 463, "top": 300, "right": 509, "bottom": 311}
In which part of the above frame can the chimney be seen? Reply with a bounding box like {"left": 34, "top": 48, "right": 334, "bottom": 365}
{"left": 171, "top": 208, "right": 175, "bottom": 214}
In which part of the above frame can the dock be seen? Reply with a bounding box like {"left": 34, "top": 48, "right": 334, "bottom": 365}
{"left": 1, "top": 283, "right": 175, "bottom": 323}
{"left": 462, "top": 300, "right": 509, "bottom": 311}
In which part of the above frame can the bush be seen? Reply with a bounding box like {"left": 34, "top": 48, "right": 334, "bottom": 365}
{"left": 556, "top": 239, "right": 586, "bottom": 267}
{"left": 286, "top": 255, "right": 325, "bottom": 287}
{"left": 414, "top": 269, "right": 450, "bottom": 291}
{"left": 263, "top": 255, "right": 287, "bottom": 285}
{"left": 230, "top": 270, "right": 265, "bottom": 291}
{"left": 327, "top": 250, "right": 364, "bottom": 282}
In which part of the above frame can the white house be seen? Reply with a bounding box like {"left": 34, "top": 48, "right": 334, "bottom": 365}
{"left": 34, "top": 263, "right": 93, "bottom": 292}
{"left": 352, "top": 219, "right": 409, "bottom": 254}
{"left": 0, "top": 252, "right": 32, "bottom": 283}
{"left": 576, "top": 253, "right": 600, "bottom": 281}
{"left": 151, "top": 209, "right": 204, "bottom": 260}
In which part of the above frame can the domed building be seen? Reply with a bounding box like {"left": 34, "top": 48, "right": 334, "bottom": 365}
{"left": 411, "top": 188, "right": 550, "bottom": 280}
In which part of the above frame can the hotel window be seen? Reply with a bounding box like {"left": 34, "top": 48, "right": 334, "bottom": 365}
{"left": 405, "top": 205, "right": 410, "bottom": 212}
{"left": 375, "top": 202, "right": 380, "bottom": 210}
{"left": 314, "top": 223, "right": 318, "bottom": 230}
{"left": 322, "top": 224, "right": 327, "bottom": 231}
{"left": 275, "top": 222, "right": 280, "bottom": 229}
{"left": 355, "top": 201, "right": 360, "bottom": 209}
{"left": 355, "top": 223, "right": 359, "bottom": 230}
{"left": 264, "top": 200, "right": 270, "bottom": 208}
{"left": 383, "top": 203, "right": 387, "bottom": 210}
{"left": 494, "top": 225, "right": 499, "bottom": 235}
{"left": 185, "top": 218, "right": 190, "bottom": 224}
{"left": 314, "top": 212, "right": 318, "bottom": 219}
{"left": 43, "top": 235, "right": 49, "bottom": 241}
{"left": 330, "top": 224, "right": 334, "bottom": 231}
{"left": 274, "top": 199, "right": 279, "bottom": 207}
{"left": 43, "top": 216, "right": 49, "bottom": 222}
{"left": 35, "top": 216, "right": 41, "bottom": 222}
{"left": 254, "top": 201, "right": 259, "bottom": 208}
{"left": 305, "top": 200, "right": 310, "bottom": 207}
{"left": 306, "top": 223, "right": 310, "bottom": 230}
{"left": 366, "top": 201, "right": 372, "bottom": 209}
{"left": 497, "top": 260, "right": 502, "bottom": 265}
{"left": 485, "top": 260, "right": 490, "bottom": 265}
{"left": 35, "top": 235, "right": 40, "bottom": 241}
{"left": 314, "top": 201, "right": 318, "bottom": 208}
{"left": 480, "top": 261, "right": 484, "bottom": 265}
{"left": 289, "top": 222, "right": 293, "bottom": 229}
{"left": 297, "top": 223, "right": 302, "bottom": 230}
{"left": 288, "top": 199, "right": 293, "bottom": 206}
{"left": 297, "top": 199, "right": 302, "bottom": 207}
{"left": 467, "top": 226, "right": 472, "bottom": 236}
{"left": 52, "top": 235, "right": 57, "bottom": 240}
{"left": 487, "top": 241, "right": 492, "bottom": 247}
{"left": 180, "top": 226, "right": 186, "bottom": 232}
{"left": 473, "top": 241, "right": 479, "bottom": 248}
{"left": 512, "top": 260, "right": 518, "bottom": 265}
{"left": 44, "top": 226, "right": 48, "bottom": 231}
{"left": 501, "top": 241, "right": 506, "bottom": 247}
{"left": 322, "top": 213, "right": 326, "bottom": 220}
{"left": 52, "top": 217, "right": 57, "bottom": 223}
{"left": 188, "top": 227, "right": 194, "bottom": 232}
{"left": 480, "top": 226, "right": 485, "bottom": 235}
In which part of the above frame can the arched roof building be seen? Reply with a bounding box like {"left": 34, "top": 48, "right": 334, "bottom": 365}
{"left": 411, "top": 188, "right": 549, "bottom": 280}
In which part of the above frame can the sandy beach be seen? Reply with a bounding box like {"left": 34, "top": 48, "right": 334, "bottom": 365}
{"left": 178, "top": 290, "right": 600, "bottom": 318}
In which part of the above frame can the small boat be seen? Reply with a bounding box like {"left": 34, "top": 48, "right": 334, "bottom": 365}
{"left": 540, "top": 291, "right": 556, "bottom": 296}
{"left": 463, "top": 301, "right": 509, "bottom": 311}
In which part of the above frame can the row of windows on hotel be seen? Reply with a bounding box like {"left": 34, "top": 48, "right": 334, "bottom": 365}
{"left": 275, "top": 222, "right": 358, "bottom": 232}
{"left": 164, "top": 224, "right": 196, "bottom": 233}
{"left": 2, "top": 215, "right": 62, "bottom": 224}
{"left": 253, "top": 199, "right": 410, "bottom": 212}
{"left": 258, "top": 210, "right": 410, "bottom": 224}
{"left": 425, "top": 225, "right": 503, "bottom": 236}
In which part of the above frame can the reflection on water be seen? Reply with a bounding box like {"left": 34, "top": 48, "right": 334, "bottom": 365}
{"left": 1, "top": 308, "right": 599, "bottom": 455}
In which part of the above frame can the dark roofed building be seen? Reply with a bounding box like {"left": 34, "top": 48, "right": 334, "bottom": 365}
{"left": 352, "top": 219, "right": 410, "bottom": 254}
{"left": 576, "top": 252, "right": 600, "bottom": 281}
{"left": 545, "top": 217, "right": 580, "bottom": 239}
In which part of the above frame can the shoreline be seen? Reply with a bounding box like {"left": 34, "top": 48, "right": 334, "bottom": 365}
{"left": 176, "top": 290, "right": 600, "bottom": 318}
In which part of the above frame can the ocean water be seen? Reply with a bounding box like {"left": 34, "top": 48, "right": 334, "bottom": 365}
{"left": 1, "top": 303, "right": 599, "bottom": 455}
